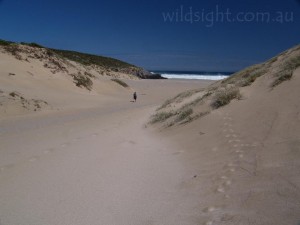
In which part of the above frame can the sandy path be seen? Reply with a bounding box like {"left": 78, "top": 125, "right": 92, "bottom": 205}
{"left": 0, "top": 80, "right": 211, "bottom": 225}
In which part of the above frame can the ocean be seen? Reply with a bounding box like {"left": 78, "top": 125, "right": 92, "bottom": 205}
{"left": 152, "top": 71, "right": 233, "bottom": 80}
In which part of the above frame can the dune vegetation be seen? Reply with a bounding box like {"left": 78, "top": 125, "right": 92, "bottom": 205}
{"left": 150, "top": 44, "right": 300, "bottom": 127}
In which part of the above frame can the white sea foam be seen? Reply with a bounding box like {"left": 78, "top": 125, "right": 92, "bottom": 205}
{"left": 160, "top": 73, "right": 229, "bottom": 80}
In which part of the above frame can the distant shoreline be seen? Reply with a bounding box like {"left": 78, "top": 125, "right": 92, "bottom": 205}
{"left": 152, "top": 70, "right": 234, "bottom": 80}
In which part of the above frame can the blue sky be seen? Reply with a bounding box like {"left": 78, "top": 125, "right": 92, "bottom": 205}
{"left": 0, "top": 0, "right": 299, "bottom": 71}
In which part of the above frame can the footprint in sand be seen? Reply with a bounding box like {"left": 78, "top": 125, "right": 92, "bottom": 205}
{"left": 128, "top": 140, "right": 136, "bottom": 145}
{"left": 224, "top": 180, "right": 232, "bottom": 186}
{"left": 0, "top": 166, "right": 9, "bottom": 174}
{"left": 211, "top": 147, "right": 218, "bottom": 152}
{"left": 203, "top": 206, "right": 217, "bottom": 213}
{"left": 221, "top": 175, "right": 229, "bottom": 180}
{"left": 172, "top": 150, "right": 185, "bottom": 155}
{"left": 251, "top": 143, "right": 259, "bottom": 147}
{"left": 204, "top": 221, "right": 213, "bottom": 225}
{"left": 216, "top": 186, "right": 225, "bottom": 193}
{"left": 61, "top": 142, "right": 70, "bottom": 148}
{"left": 72, "top": 137, "right": 83, "bottom": 142}
{"left": 44, "top": 148, "right": 55, "bottom": 154}
{"left": 29, "top": 156, "right": 39, "bottom": 162}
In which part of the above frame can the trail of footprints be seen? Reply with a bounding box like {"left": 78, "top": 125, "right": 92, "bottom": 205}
{"left": 203, "top": 113, "right": 259, "bottom": 225}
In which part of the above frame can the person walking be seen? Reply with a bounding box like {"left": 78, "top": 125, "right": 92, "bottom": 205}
{"left": 133, "top": 91, "right": 137, "bottom": 102}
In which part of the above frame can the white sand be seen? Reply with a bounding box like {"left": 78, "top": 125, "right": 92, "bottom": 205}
{"left": 0, "top": 58, "right": 211, "bottom": 225}
{"left": 1, "top": 45, "right": 300, "bottom": 225}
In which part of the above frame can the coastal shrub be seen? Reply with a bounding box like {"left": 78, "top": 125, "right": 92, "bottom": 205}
{"left": 192, "top": 111, "right": 210, "bottom": 121}
{"left": 20, "top": 42, "right": 44, "bottom": 48}
{"left": 150, "top": 111, "right": 174, "bottom": 124}
{"left": 239, "top": 69, "right": 267, "bottom": 87}
{"left": 272, "top": 72, "right": 293, "bottom": 87}
{"left": 174, "top": 108, "right": 193, "bottom": 123}
{"left": 157, "top": 99, "right": 173, "bottom": 111}
{"left": 9, "top": 92, "right": 20, "bottom": 98}
{"left": 111, "top": 79, "right": 129, "bottom": 88}
{"left": 222, "top": 64, "right": 263, "bottom": 86}
{"left": 0, "top": 39, "right": 13, "bottom": 46}
{"left": 157, "top": 89, "right": 202, "bottom": 111}
{"left": 211, "top": 88, "right": 241, "bottom": 109}
{"left": 268, "top": 56, "right": 278, "bottom": 64}
{"left": 72, "top": 74, "right": 93, "bottom": 91}
{"left": 3, "top": 44, "right": 19, "bottom": 56}
{"left": 84, "top": 71, "right": 95, "bottom": 78}
{"left": 179, "top": 91, "right": 212, "bottom": 111}
{"left": 272, "top": 55, "right": 300, "bottom": 87}
{"left": 174, "top": 90, "right": 198, "bottom": 101}
{"left": 52, "top": 49, "right": 134, "bottom": 69}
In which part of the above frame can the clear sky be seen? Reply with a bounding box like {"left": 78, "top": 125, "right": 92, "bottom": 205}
{"left": 0, "top": 0, "right": 299, "bottom": 72}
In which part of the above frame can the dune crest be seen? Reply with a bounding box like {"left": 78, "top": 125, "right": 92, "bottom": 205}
{"left": 0, "top": 41, "right": 155, "bottom": 117}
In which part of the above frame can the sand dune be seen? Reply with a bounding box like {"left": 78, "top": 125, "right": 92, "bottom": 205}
{"left": 152, "top": 46, "right": 300, "bottom": 224}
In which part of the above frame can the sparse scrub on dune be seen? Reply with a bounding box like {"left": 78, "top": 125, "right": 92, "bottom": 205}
{"left": 9, "top": 92, "right": 22, "bottom": 98}
{"left": 157, "top": 99, "right": 173, "bottom": 111}
{"left": 211, "top": 88, "right": 241, "bottom": 109}
{"left": 150, "top": 111, "right": 175, "bottom": 124}
{"left": 20, "top": 42, "right": 44, "bottom": 48}
{"left": 84, "top": 71, "right": 95, "bottom": 78}
{"left": 268, "top": 56, "right": 278, "bottom": 64}
{"left": 2, "top": 44, "right": 22, "bottom": 60}
{"left": 239, "top": 68, "right": 267, "bottom": 87}
{"left": 111, "top": 79, "right": 129, "bottom": 88}
{"left": 174, "top": 108, "right": 193, "bottom": 123}
{"left": 272, "top": 55, "right": 300, "bottom": 87}
{"left": 52, "top": 49, "right": 134, "bottom": 69}
{"left": 174, "top": 89, "right": 199, "bottom": 100}
{"left": 157, "top": 89, "right": 202, "bottom": 111}
{"left": 272, "top": 72, "right": 293, "bottom": 87}
{"left": 222, "top": 64, "right": 268, "bottom": 88}
{"left": 180, "top": 91, "right": 213, "bottom": 111}
{"left": 0, "top": 39, "right": 14, "bottom": 46}
{"left": 72, "top": 73, "right": 93, "bottom": 91}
